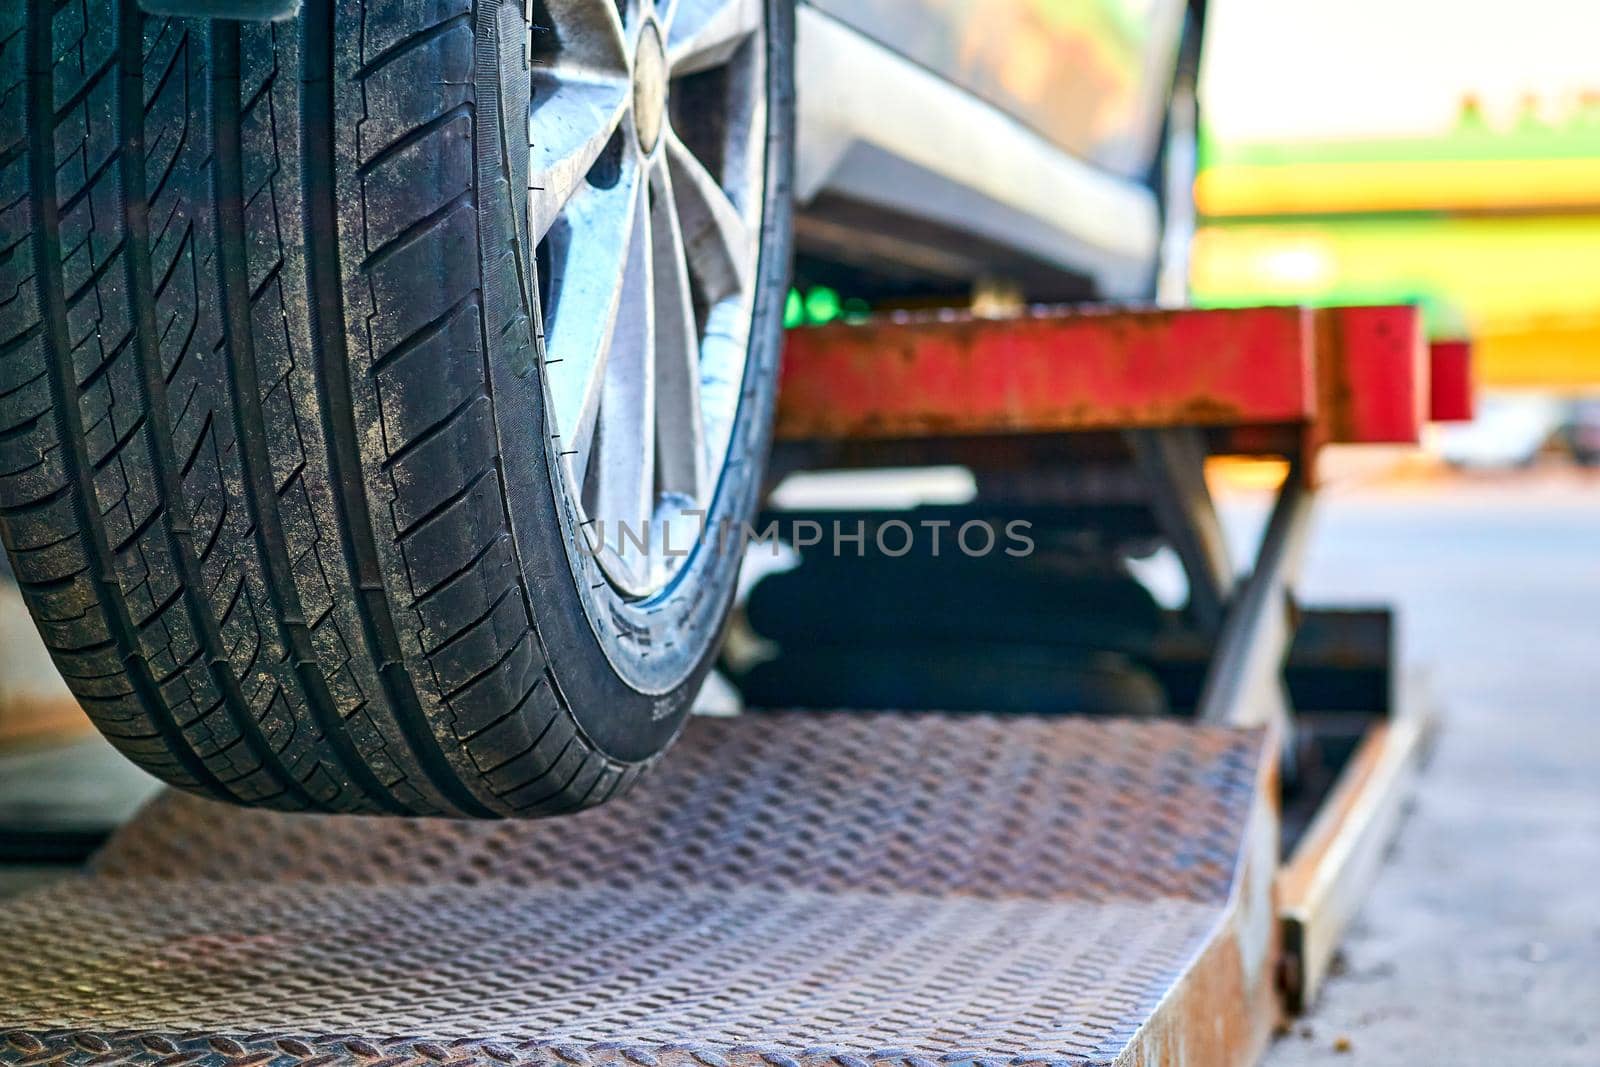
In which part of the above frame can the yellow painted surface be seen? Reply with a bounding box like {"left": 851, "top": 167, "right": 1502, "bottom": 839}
{"left": 1476, "top": 320, "right": 1600, "bottom": 391}
{"left": 1192, "top": 215, "right": 1600, "bottom": 388}
{"left": 1191, "top": 0, "right": 1600, "bottom": 392}
{"left": 1196, "top": 158, "right": 1600, "bottom": 217}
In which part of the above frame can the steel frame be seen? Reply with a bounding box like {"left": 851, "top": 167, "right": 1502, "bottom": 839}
{"left": 1278, "top": 679, "right": 1438, "bottom": 1010}
{"left": 769, "top": 299, "right": 1467, "bottom": 1031}
{"left": 1193, "top": 465, "right": 1314, "bottom": 733}
{"left": 776, "top": 300, "right": 1453, "bottom": 739}
{"left": 1127, "top": 427, "right": 1233, "bottom": 632}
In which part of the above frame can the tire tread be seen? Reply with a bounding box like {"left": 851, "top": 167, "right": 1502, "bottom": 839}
{"left": 0, "top": 0, "right": 638, "bottom": 817}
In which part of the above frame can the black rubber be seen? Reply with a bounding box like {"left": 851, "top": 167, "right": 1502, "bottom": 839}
{"left": 0, "top": 0, "right": 793, "bottom": 817}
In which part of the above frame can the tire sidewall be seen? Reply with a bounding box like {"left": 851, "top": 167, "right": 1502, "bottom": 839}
{"left": 483, "top": 0, "right": 794, "bottom": 765}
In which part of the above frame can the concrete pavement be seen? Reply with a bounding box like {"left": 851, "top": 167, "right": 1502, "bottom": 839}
{"left": 1258, "top": 475, "right": 1600, "bottom": 1065}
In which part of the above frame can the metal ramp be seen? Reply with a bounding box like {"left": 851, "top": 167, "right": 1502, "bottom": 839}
{"left": 0, "top": 301, "right": 1457, "bottom": 1066}
{"left": 2, "top": 715, "right": 1278, "bottom": 1067}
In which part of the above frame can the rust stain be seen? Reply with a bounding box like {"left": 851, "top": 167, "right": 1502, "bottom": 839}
{"left": 779, "top": 305, "right": 1318, "bottom": 445}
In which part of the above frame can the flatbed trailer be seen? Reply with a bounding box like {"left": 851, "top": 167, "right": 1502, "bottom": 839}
{"left": 0, "top": 303, "right": 1468, "bottom": 1067}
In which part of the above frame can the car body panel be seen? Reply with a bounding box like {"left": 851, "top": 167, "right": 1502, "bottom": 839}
{"left": 807, "top": 0, "right": 1187, "bottom": 179}
{"left": 793, "top": 5, "right": 1167, "bottom": 299}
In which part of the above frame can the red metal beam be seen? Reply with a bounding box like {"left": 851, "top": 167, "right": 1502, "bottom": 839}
{"left": 777, "top": 306, "right": 1316, "bottom": 441}
{"left": 1315, "top": 306, "right": 1428, "bottom": 445}
{"left": 778, "top": 302, "right": 1437, "bottom": 453}
{"left": 1429, "top": 340, "right": 1476, "bottom": 423}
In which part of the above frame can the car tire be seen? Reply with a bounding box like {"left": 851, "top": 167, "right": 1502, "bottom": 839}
{"left": 0, "top": 0, "right": 793, "bottom": 817}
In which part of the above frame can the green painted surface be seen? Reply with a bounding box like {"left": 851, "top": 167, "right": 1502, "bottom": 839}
{"left": 1201, "top": 97, "right": 1600, "bottom": 170}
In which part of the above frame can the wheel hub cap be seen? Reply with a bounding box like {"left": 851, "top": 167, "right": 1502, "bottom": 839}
{"left": 633, "top": 24, "right": 667, "bottom": 155}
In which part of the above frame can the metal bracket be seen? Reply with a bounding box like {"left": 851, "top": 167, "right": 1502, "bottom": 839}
{"left": 1126, "top": 427, "right": 1233, "bottom": 632}
{"left": 1195, "top": 463, "right": 1316, "bottom": 732}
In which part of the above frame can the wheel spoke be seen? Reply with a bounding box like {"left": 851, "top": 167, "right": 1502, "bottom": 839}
{"left": 591, "top": 176, "right": 657, "bottom": 584}
{"left": 665, "top": 0, "right": 762, "bottom": 76}
{"left": 534, "top": 0, "right": 630, "bottom": 74}
{"left": 665, "top": 129, "right": 754, "bottom": 305}
{"left": 544, "top": 163, "right": 644, "bottom": 487}
{"left": 698, "top": 298, "right": 749, "bottom": 491}
{"left": 529, "top": 74, "right": 630, "bottom": 242}
{"left": 648, "top": 160, "right": 708, "bottom": 502}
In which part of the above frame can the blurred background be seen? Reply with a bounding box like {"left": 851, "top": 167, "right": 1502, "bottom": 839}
{"left": 1196, "top": 0, "right": 1600, "bottom": 473}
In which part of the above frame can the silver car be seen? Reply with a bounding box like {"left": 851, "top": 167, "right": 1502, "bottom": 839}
{"left": 0, "top": 0, "right": 1190, "bottom": 816}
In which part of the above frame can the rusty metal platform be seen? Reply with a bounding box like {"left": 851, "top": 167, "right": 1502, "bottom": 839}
{"left": 0, "top": 714, "right": 1279, "bottom": 1067}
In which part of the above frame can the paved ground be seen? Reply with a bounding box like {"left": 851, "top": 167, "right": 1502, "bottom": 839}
{"left": 1256, "top": 474, "right": 1600, "bottom": 1065}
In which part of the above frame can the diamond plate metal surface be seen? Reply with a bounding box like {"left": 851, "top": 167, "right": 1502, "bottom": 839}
{"left": 0, "top": 714, "right": 1274, "bottom": 1067}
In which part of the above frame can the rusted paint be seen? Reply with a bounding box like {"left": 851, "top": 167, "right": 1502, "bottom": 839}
{"left": 778, "top": 306, "right": 1317, "bottom": 442}
{"left": 1429, "top": 340, "right": 1476, "bottom": 423}
{"left": 1120, "top": 727, "right": 1284, "bottom": 1067}
{"left": 779, "top": 303, "right": 1433, "bottom": 459}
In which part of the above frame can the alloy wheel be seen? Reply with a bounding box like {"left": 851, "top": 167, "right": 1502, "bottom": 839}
{"left": 528, "top": 0, "right": 768, "bottom": 597}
